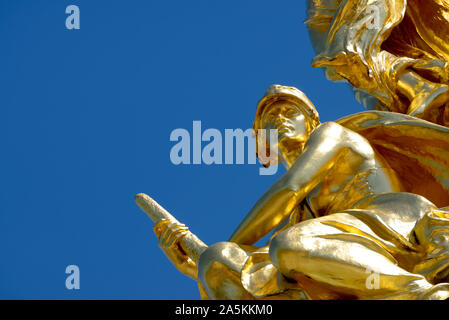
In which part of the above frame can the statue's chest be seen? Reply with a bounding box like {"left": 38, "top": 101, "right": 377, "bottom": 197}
{"left": 306, "top": 170, "right": 374, "bottom": 217}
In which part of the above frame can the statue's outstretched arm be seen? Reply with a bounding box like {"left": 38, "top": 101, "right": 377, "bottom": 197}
{"left": 229, "top": 122, "right": 348, "bottom": 245}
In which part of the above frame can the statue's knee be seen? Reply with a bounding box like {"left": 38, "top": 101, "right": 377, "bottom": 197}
{"left": 198, "top": 242, "right": 248, "bottom": 282}
{"left": 270, "top": 229, "right": 291, "bottom": 267}
{"left": 269, "top": 227, "right": 309, "bottom": 270}
{"left": 197, "top": 242, "right": 255, "bottom": 300}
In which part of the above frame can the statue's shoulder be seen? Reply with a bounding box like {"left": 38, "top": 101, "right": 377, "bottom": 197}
{"left": 313, "top": 121, "right": 347, "bottom": 136}
{"left": 307, "top": 122, "right": 354, "bottom": 147}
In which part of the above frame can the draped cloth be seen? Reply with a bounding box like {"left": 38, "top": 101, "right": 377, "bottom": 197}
{"left": 240, "top": 112, "right": 449, "bottom": 299}
{"left": 306, "top": 0, "right": 449, "bottom": 116}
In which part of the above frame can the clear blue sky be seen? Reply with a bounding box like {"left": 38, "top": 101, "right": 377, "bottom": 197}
{"left": 0, "top": 0, "right": 362, "bottom": 299}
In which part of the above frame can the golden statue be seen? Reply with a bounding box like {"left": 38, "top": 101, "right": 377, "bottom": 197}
{"left": 135, "top": 0, "right": 449, "bottom": 300}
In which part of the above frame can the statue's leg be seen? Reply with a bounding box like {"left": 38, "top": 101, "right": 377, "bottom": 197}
{"left": 269, "top": 212, "right": 449, "bottom": 299}
{"left": 413, "top": 208, "right": 449, "bottom": 284}
{"left": 381, "top": 26, "right": 449, "bottom": 119}
{"left": 397, "top": 70, "right": 449, "bottom": 122}
{"left": 197, "top": 242, "right": 254, "bottom": 300}
{"left": 373, "top": 51, "right": 449, "bottom": 117}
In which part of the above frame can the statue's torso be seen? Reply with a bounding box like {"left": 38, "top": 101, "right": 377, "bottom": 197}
{"left": 304, "top": 123, "right": 403, "bottom": 218}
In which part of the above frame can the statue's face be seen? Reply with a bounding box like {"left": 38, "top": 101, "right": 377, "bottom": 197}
{"left": 262, "top": 102, "right": 309, "bottom": 167}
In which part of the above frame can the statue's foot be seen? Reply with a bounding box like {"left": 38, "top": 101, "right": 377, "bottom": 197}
{"left": 407, "top": 83, "right": 449, "bottom": 118}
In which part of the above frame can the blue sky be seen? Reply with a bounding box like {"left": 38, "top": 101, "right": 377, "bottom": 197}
{"left": 0, "top": 0, "right": 362, "bottom": 299}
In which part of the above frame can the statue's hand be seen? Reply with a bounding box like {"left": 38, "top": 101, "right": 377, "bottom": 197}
{"left": 153, "top": 220, "right": 198, "bottom": 279}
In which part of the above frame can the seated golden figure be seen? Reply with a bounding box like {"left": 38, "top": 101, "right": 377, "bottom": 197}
{"left": 136, "top": 85, "right": 449, "bottom": 300}
{"left": 306, "top": 0, "right": 449, "bottom": 126}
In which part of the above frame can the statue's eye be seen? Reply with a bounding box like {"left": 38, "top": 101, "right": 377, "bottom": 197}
{"left": 264, "top": 113, "right": 276, "bottom": 126}
{"left": 283, "top": 109, "right": 293, "bottom": 118}
{"left": 274, "top": 116, "right": 285, "bottom": 126}
{"left": 285, "top": 108, "right": 300, "bottom": 118}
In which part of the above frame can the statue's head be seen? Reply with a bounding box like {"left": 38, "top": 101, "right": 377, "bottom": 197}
{"left": 253, "top": 85, "right": 320, "bottom": 168}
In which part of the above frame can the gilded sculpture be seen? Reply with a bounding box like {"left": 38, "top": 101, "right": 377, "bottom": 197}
{"left": 307, "top": 0, "right": 449, "bottom": 125}
{"left": 135, "top": 1, "right": 449, "bottom": 300}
